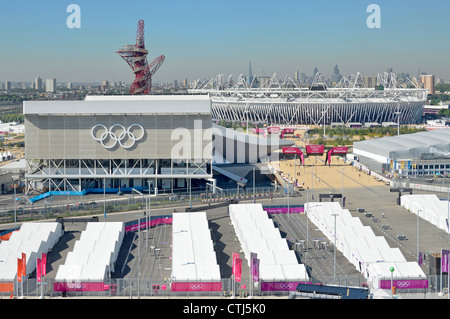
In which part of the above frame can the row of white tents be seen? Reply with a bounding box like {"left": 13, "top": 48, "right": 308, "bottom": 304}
{"left": 0, "top": 151, "right": 14, "bottom": 162}
{"left": 400, "top": 194, "right": 450, "bottom": 233}
{"left": 0, "top": 222, "right": 62, "bottom": 282}
{"left": 55, "top": 222, "right": 124, "bottom": 283}
{"left": 171, "top": 212, "right": 221, "bottom": 282}
{"left": 229, "top": 203, "right": 309, "bottom": 282}
{"left": 305, "top": 202, "right": 426, "bottom": 289}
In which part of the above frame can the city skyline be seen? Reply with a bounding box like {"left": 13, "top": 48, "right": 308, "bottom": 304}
{"left": 1, "top": 0, "right": 449, "bottom": 83}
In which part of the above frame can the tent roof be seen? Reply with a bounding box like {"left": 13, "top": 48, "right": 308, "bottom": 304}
{"left": 353, "top": 129, "right": 450, "bottom": 160}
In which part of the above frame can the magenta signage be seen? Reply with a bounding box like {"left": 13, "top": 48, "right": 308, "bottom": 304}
{"left": 325, "top": 146, "right": 348, "bottom": 166}
{"left": 281, "top": 128, "right": 295, "bottom": 138}
{"left": 282, "top": 147, "right": 300, "bottom": 154}
{"left": 306, "top": 144, "right": 325, "bottom": 155}
{"left": 267, "top": 127, "right": 280, "bottom": 133}
{"left": 125, "top": 216, "right": 173, "bottom": 232}
{"left": 331, "top": 146, "right": 348, "bottom": 154}
{"left": 282, "top": 147, "right": 304, "bottom": 165}
{"left": 261, "top": 281, "right": 310, "bottom": 291}
{"left": 252, "top": 128, "right": 265, "bottom": 134}
{"left": 54, "top": 282, "right": 107, "bottom": 292}
{"left": 379, "top": 279, "right": 428, "bottom": 290}
{"left": 263, "top": 206, "right": 304, "bottom": 214}
{"left": 171, "top": 282, "right": 222, "bottom": 292}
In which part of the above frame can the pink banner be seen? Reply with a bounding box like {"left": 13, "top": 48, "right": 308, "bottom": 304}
{"left": 282, "top": 147, "right": 304, "bottom": 165}
{"left": 282, "top": 147, "right": 300, "bottom": 154}
{"left": 252, "top": 128, "right": 265, "bottom": 134}
{"left": 331, "top": 146, "right": 348, "bottom": 154}
{"left": 379, "top": 279, "right": 428, "bottom": 290}
{"left": 261, "top": 281, "right": 310, "bottom": 291}
{"left": 53, "top": 282, "right": 107, "bottom": 292}
{"left": 125, "top": 217, "right": 173, "bottom": 232}
{"left": 171, "top": 282, "right": 222, "bottom": 292}
{"left": 281, "top": 128, "right": 295, "bottom": 138}
{"left": 442, "top": 249, "right": 449, "bottom": 273}
{"left": 306, "top": 144, "right": 325, "bottom": 155}
{"left": 267, "top": 127, "right": 280, "bottom": 133}
{"left": 235, "top": 258, "right": 242, "bottom": 282}
{"left": 42, "top": 253, "right": 47, "bottom": 276}
{"left": 263, "top": 206, "right": 304, "bottom": 214}
{"left": 37, "top": 258, "right": 42, "bottom": 282}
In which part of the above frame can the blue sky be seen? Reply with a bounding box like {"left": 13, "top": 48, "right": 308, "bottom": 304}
{"left": 0, "top": 0, "right": 449, "bottom": 83}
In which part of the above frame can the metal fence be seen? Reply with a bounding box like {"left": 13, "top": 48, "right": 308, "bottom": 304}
{"left": 0, "top": 186, "right": 284, "bottom": 225}
{"left": 3, "top": 275, "right": 449, "bottom": 299}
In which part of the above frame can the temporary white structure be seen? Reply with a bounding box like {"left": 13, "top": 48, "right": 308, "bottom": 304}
{"left": 229, "top": 203, "right": 308, "bottom": 282}
{"left": 55, "top": 222, "right": 124, "bottom": 284}
{"left": 171, "top": 212, "right": 220, "bottom": 282}
{"left": 401, "top": 194, "right": 450, "bottom": 233}
{"left": 0, "top": 222, "right": 62, "bottom": 282}
{"left": 305, "top": 202, "right": 426, "bottom": 288}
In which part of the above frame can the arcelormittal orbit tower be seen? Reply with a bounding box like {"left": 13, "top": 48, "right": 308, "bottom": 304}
{"left": 117, "top": 19, "right": 165, "bottom": 94}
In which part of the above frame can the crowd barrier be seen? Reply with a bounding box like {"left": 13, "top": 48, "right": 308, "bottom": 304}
{"left": 29, "top": 187, "right": 149, "bottom": 203}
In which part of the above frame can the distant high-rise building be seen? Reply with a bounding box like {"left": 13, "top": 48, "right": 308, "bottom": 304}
{"left": 331, "top": 65, "right": 342, "bottom": 84}
{"left": 101, "top": 80, "right": 110, "bottom": 91}
{"left": 35, "top": 77, "right": 43, "bottom": 90}
{"left": 258, "top": 76, "right": 270, "bottom": 88}
{"left": 248, "top": 61, "right": 254, "bottom": 86}
{"left": 182, "top": 79, "right": 189, "bottom": 87}
{"left": 294, "top": 70, "right": 300, "bottom": 83}
{"left": 313, "top": 67, "right": 319, "bottom": 77}
{"left": 420, "top": 75, "right": 435, "bottom": 95}
{"left": 4, "top": 81, "right": 11, "bottom": 92}
{"left": 46, "top": 78, "right": 56, "bottom": 93}
{"left": 67, "top": 83, "right": 73, "bottom": 90}
{"left": 363, "top": 76, "right": 377, "bottom": 88}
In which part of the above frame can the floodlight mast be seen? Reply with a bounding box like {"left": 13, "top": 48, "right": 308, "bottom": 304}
{"left": 116, "top": 19, "right": 165, "bottom": 94}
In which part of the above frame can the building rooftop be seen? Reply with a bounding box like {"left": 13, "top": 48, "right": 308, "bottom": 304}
{"left": 353, "top": 129, "right": 450, "bottom": 161}
{"left": 23, "top": 95, "right": 211, "bottom": 115}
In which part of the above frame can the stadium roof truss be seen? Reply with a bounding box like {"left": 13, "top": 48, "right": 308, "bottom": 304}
{"left": 189, "top": 72, "right": 428, "bottom": 126}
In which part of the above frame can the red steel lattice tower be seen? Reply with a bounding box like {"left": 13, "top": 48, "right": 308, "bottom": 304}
{"left": 116, "top": 19, "right": 165, "bottom": 94}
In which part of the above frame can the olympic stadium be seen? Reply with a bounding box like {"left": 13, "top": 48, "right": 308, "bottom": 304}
{"left": 189, "top": 72, "right": 428, "bottom": 126}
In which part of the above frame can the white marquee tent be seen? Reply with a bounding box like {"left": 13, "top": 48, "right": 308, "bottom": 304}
{"left": 171, "top": 212, "right": 220, "bottom": 282}
{"left": 229, "top": 203, "right": 308, "bottom": 282}
{"left": 0, "top": 222, "right": 62, "bottom": 282}
{"left": 401, "top": 194, "right": 450, "bottom": 233}
{"left": 305, "top": 202, "right": 426, "bottom": 288}
{"left": 55, "top": 222, "right": 124, "bottom": 283}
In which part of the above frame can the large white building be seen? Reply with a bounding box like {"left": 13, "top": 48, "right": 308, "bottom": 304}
{"left": 353, "top": 129, "right": 450, "bottom": 177}
{"left": 23, "top": 95, "right": 290, "bottom": 194}
{"left": 24, "top": 95, "right": 213, "bottom": 194}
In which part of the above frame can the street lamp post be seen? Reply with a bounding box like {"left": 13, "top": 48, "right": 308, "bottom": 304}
{"left": 253, "top": 167, "right": 255, "bottom": 203}
{"left": 103, "top": 178, "right": 106, "bottom": 220}
{"left": 136, "top": 214, "right": 143, "bottom": 299}
{"left": 332, "top": 213, "right": 339, "bottom": 280}
{"left": 417, "top": 209, "right": 421, "bottom": 265}
{"left": 390, "top": 267, "right": 395, "bottom": 298}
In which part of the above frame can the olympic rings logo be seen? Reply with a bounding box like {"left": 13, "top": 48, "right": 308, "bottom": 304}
{"left": 396, "top": 281, "right": 411, "bottom": 288}
{"left": 91, "top": 124, "right": 145, "bottom": 149}
{"left": 189, "top": 284, "right": 204, "bottom": 290}
{"left": 279, "top": 283, "right": 294, "bottom": 290}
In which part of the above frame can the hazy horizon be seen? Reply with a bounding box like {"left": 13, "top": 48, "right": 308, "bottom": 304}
{"left": 1, "top": 0, "right": 449, "bottom": 83}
